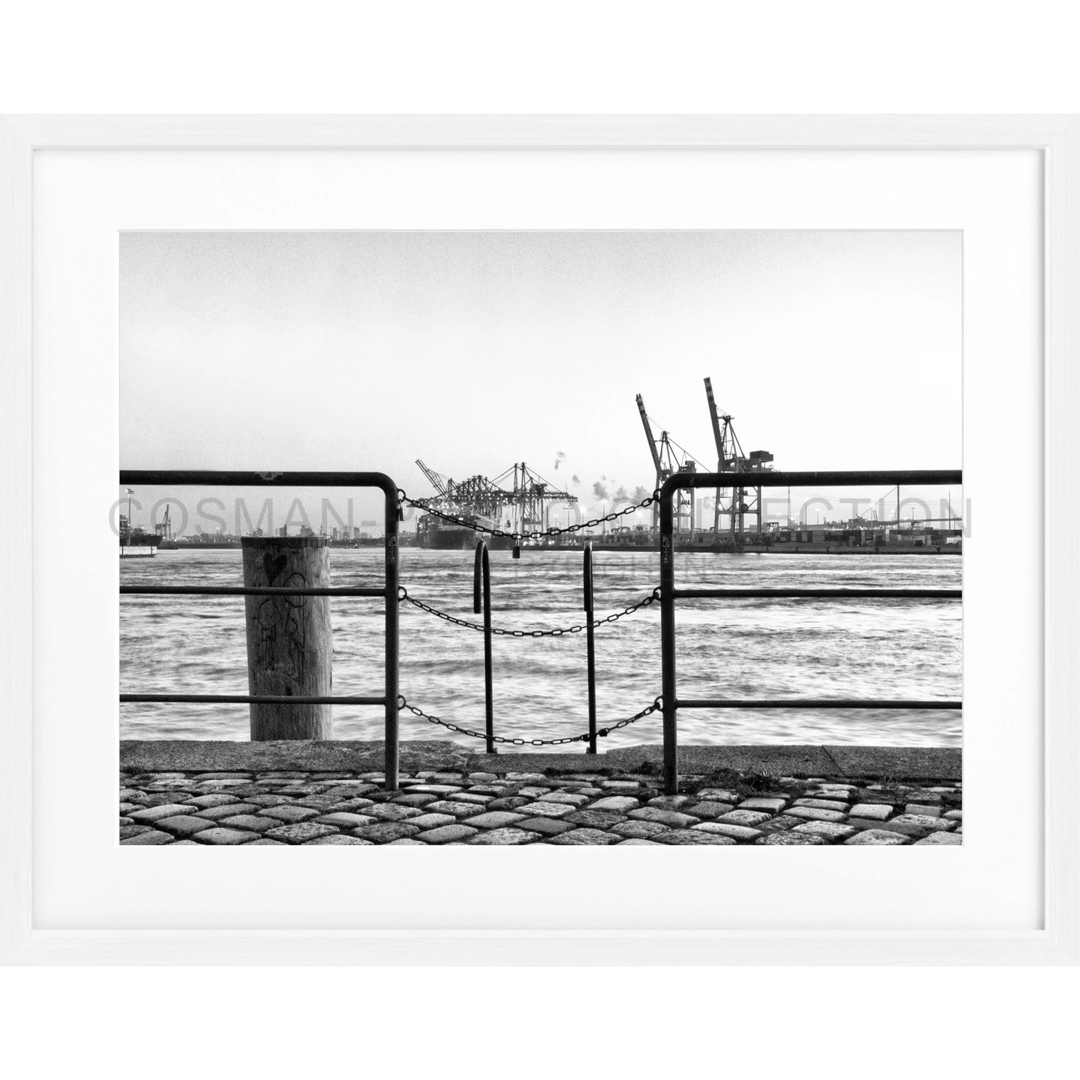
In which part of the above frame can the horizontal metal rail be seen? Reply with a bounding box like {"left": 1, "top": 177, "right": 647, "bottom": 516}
{"left": 667, "top": 468, "right": 962, "bottom": 490}
{"left": 672, "top": 587, "right": 961, "bottom": 599}
{"left": 120, "top": 585, "right": 384, "bottom": 597}
{"left": 659, "top": 468, "right": 963, "bottom": 794}
{"left": 676, "top": 698, "right": 962, "bottom": 710}
{"left": 121, "top": 694, "right": 386, "bottom": 705}
{"left": 118, "top": 469, "right": 402, "bottom": 789}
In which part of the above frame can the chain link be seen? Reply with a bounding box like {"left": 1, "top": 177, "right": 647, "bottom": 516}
{"left": 397, "top": 695, "right": 662, "bottom": 746}
{"left": 397, "top": 586, "right": 661, "bottom": 637}
{"left": 397, "top": 489, "right": 658, "bottom": 542}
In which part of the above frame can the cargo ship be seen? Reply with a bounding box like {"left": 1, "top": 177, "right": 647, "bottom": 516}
{"left": 416, "top": 512, "right": 513, "bottom": 550}
{"left": 119, "top": 527, "right": 161, "bottom": 558}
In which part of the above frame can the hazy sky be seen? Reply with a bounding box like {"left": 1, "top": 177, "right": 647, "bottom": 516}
{"left": 120, "top": 231, "right": 961, "bottom": 532}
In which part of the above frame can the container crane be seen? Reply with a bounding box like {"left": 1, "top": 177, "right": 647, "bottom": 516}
{"left": 154, "top": 503, "right": 173, "bottom": 542}
{"left": 635, "top": 393, "right": 696, "bottom": 536}
{"left": 703, "top": 377, "right": 773, "bottom": 537}
{"left": 415, "top": 459, "right": 451, "bottom": 498}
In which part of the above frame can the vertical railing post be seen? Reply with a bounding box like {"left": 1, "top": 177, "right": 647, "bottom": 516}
{"left": 584, "top": 544, "right": 597, "bottom": 754}
{"left": 474, "top": 539, "right": 495, "bottom": 753}
{"left": 384, "top": 487, "right": 400, "bottom": 791}
{"left": 659, "top": 480, "right": 678, "bottom": 795}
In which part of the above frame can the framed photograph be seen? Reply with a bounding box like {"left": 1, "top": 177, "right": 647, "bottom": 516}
{"left": 1, "top": 115, "right": 1076, "bottom": 964}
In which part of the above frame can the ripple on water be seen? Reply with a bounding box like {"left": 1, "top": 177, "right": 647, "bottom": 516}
{"left": 121, "top": 549, "right": 962, "bottom": 746}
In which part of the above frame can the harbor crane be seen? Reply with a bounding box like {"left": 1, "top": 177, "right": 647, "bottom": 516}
{"left": 703, "top": 377, "right": 773, "bottom": 537}
{"left": 635, "top": 393, "right": 696, "bottom": 536}
{"left": 415, "top": 459, "right": 575, "bottom": 534}
{"left": 153, "top": 503, "right": 173, "bottom": 542}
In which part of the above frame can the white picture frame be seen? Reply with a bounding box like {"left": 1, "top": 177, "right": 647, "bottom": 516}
{"left": 1, "top": 114, "right": 1076, "bottom": 965}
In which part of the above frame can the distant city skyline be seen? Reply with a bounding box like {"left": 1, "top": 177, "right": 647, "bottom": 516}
{"left": 120, "top": 230, "right": 961, "bottom": 532}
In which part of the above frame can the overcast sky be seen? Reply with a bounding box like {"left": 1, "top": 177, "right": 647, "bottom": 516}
{"left": 120, "top": 231, "right": 961, "bottom": 531}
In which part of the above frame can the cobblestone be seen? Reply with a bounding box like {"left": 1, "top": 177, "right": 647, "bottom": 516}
{"left": 466, "top": 827, "right": 541, "bottom": 845}
{"left": 185, "top": 793, "right": 243, "bottom": 809}
{"left": 760, "top": 831, "right": 828, "bottom": 845}
{"left": 256, "top": 805, "right": 320, "bottom": 824}
{"left": 628, "top": 807, "right": 698, "bottom": 828}
{"left": 327, "top": 797, "right": 377, "bottom": 813}
{"left": 844, "top": 829, "right": 912, "bottom": 845}
{"left": 194, "top": 803, "right": 262, "bottom": 821}
{"left": 461, "top": 811, "right": 526, "bottom": 829}
{"left": 754, "top": 814, "right": 805, "bottom": 834}
{"left": 792, "top": 821, "right": 857, "bottom": 843}
{"left": 546, "top": 828, "right": 623, "bottom": 845}
{"left": 696, "top": 788, "right": 740, "bottom": 803}
{"left": 264, "top": 822, "right": 341, "bottom": 844}
{"left": 654, "top": 830, "right": 736, "bottom": 845}
{"left": 128, "top": 803, "right": 198, "bottom": 824}
{"left": 353, "top": 821, "right": 422, "bottom": 842}
{"left": 304, "top": 835, "right": 374, "bottom": 845}
{"left": 540, "top": 791, "right": 593, "bottom": 807}
{"left": 416, "top": 824, "right": 479, "bottom": 844}
{"left": 647, "top": 795, "right": 692, "bottom": 809}
{"left": 784, "top": 806, "right": 848, "bottom": 823}
{"left": 716, "top": 809, "right": 773, "bottom": 828}
{"left": 193, "top": 827, "right": 259, "bottom": 845}
{"left": 792, "top": 798, "right": 850, "bottom": 812}
{"left": 367, "top": 804, "right": 423, "bottom": 822}
{"left": 154, "top": 815, "right": 216, "bottom": 838}
{"left": 738, "top": 797, "right": 789, "bottom": 813}
{"left": 424, "top": 800, "right": 489, "bottom": 817}
{"left": 399, "top": 813, "right": 453, "bottom": 830}
{"left": 487, "top": 796, "right": 531, "bottom": 812}
{"left": 120, "top": 829, "right": 174, "bottom": 845}
{"left": 119, "top": 765, "right": 961, "bottom": 847}
{"left": 390, "top": 793, "right": 440, "bottom": 807}
{"left": 563, "top": 809, "right": 626, "bottom": 830}
{"left": 877, "top": 814, "right": 956, "bottom": 837}
{"left": 692, "top": 822, "right": 763, "bottom": 842}
{"left": 119, "top": 824, "right": 154, "bottom": 840}
{"left": 685, "top": 801, "right": 736, "bottom": 819}
{"left": 315, "top": 812, "right": 378, "bottom": 829}
{"left": 588, "top": 796, "right": 640, "bottom": 812}
{"left": 514, "top": 801, "right": 577, "bottom": 818}
{"left": 914, "top": 831, "right": 963, "bottom": 845}
{"left": 217, "top": 814, "right": 278, "bottom": 833}
{"left": 515, "top": 817, "right": 576, "bottom": 836}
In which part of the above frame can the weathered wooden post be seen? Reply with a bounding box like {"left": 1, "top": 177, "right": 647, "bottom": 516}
{"left": 241, "top": 535, "right": 333, "bottom": 740}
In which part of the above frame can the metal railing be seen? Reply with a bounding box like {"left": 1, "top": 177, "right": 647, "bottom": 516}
{"left": 118, "top": 470, "right": 401, "bottom": 787}
{"left": 469, "top": 538, "right": 603, "bottom": 754}
{"left": 658, "top": 469, "right": 963, "bottom": 795}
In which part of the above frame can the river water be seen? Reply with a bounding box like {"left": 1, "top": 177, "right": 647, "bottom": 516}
{"left": 120, "top": 548, "right": 962, "bottom": 748}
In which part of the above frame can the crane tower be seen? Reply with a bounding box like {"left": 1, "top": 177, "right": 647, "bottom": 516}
{"left": 703, "top": 377, "right": 773, "bottom": 538}
{"left": 635, "top": 393, "right": 696, "bottom": 536}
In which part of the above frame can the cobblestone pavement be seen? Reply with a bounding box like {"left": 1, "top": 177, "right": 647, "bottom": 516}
{"left": 119, "top": 767, "right": 962, "bottom": 846}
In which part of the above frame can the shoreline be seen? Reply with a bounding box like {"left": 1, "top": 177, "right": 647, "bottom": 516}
{"left": 121, "top": 739, "right": 961, "bottom": 782}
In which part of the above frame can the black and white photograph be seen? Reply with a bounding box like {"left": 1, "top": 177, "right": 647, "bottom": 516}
{"left": 1, "top": 14, "right": 1078, "bottom": 1072}
{"left": 118, "top": 229, "right": 964, "bottom": 847}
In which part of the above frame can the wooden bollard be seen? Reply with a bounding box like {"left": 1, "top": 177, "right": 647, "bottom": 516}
{"left": 241, "top": 536, "right": 333, "bottom": 740}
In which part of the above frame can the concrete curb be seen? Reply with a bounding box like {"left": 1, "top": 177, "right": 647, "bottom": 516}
{"left": 120, "top": 740, "right": 961, "bottom": 781}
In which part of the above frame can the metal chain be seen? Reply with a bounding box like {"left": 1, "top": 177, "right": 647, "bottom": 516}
{"left": 397, "top": 586, "right": 661, "bottom": 637}
{"left": 397, "top": 695, "right": 662, "bottom": 746}
{"left": 397, "top": 489, "right": 659, "bottom": 541}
